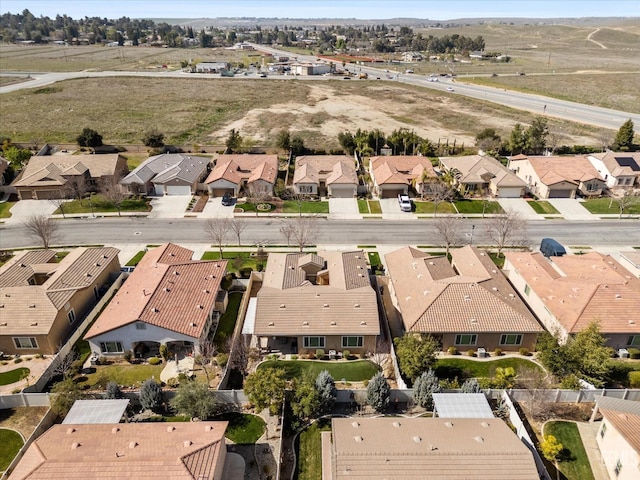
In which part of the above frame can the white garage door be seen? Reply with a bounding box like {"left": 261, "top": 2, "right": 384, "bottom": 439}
{"left": 496, "top": 187, "right": 523, "bottom": 198}
{"left": 330, "top": 186, "right": 355, "bottom": 198}
{"left": 165, "top": 185, "right": 192, "bottom": 196}
{"left": 549, "top": 189, "right": 573, "bottom": 198}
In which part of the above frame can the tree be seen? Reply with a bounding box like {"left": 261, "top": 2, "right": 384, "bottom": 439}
{"left": 2, "top": 145, "right": 32, "bottom": 168}
{"left": 279, "top": 221, "right": 295, "bottom": 247}
{"left": 52, "top": 349, "right": 79, "bottom": 379}
{"left": 244, "top": 367, "right": 287, "bottom": 415}
{"left": 50, "top": 378, "right": 85, "bottom": 417}
{"left": 290, "top": 375, "right": 320, "bottom": 421}
{"left": 613, "top": 192, "right": 639, "bottom": 219}
{"left": 225, "top": 128, "right": 242, "bottom": 153}
{"left": 433, "top": 216, "right": 463, "bottom": 256}
{"left": 517, "top": 366, "right": 553, "bottom": 420}
{"left": 275, "top": 129, "right": 291, "bottom": 153}
{"left": 367, "top": 372, "right": 390, "bottom": 412}
{"left": 567, "top": 321, "right": 612, "bottom": 387}
{"left": 23, "top": 214, "right": 60, "bottom": 248}
{"left": 315, "top": 370, "right": 337, "bottom": 415}
{"left": 285, "top": 216, "right": 317, "bottom": 252}
{"left": 290, "top": 135, "right": 305, "bottom": 156}
{"left": 475, "top": 128, "right": 502, "bottom": 155}
{"left": 613, "top": 119, "right": 635, "bottom": 151}
{"left": 76, "top": 127, "right": 103, "bottom": 148}
{"left": 106, "top": 381, "right": 123, "bottom": 399}
{"left": 413, "top": 369, "right": 441, "bottom": 409}
{"left": 393, "top": 333, "right": 439, "bottom": 382}
{"left": 194, "top": 337, "right": 218, "bottom": 386}
{"left": 486, "top": 208, "right": 528, "bottom": 257}
{"left": 66, "top": 175, "right": 89, "bottom": 201}
{"left": 204, "top": 217, "right": 230, "bottom": 257}
{"left": 460, "top": 378, "right": 482, "bottom": 393}
{"left": 525, "top": 117, "right": 548, "bottom": 155}
{"left": 139, "top": 379, "right": 163, "bottom": 412}
{"left": 338, "top": 131, "right": 357, "bottom": 155}
{"left": 170, "top": 381, "right": 218, "bottom": 420}
{"left": 541, "top": 434, "right": 563, "bottom": 480}
{"left": 100, "top": 176, "right": 129, "bottom": 216}
{"left": 142, "top": 129, "right": 165, "bottom": 148}
{"left": 430, "top": 182, "right": 454, "bottom": 217}
{"left": 508, "top": 123, "right": 526, "bottom": 155}
{"left": 229, "top": 218, "right": 247, "bottom": 246}
{"left": 49, "top": 197, "right": 68, "bottom": 218}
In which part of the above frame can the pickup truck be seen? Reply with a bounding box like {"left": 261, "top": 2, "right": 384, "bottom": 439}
{"left": 358, "top": 72, "right": 368, "bottom": 79}
{"left": 398, "top": 194, "right": 412, "bottom": 212}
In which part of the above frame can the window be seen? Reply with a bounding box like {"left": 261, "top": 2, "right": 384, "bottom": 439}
{"left": 600, "top": 423, "right": 607, "bottom": 438}
{"left": 342, "top": 336, "right": 364, "bottom": 348}
{"left": 67, "top": 309, "right": 76, "bottom": 324}
{"left": 455, "top": 334, "right": 477, "bottom": 346}
{"left": 299, "top": 185, "right": 314, "bottom": 194}
{"left": 135, "top": 322, "right": 147, "bottom": 330}
{"left": 586, "top": 183, "right": 599, "bottom": 192}
{"left": 614, "top": 459, "right": 622, "bottom": 476}
{"left": 627, "top": 336, "right": 640, "bottom": 346}
{"left": 99, "top": 341, "right": 124, "bottom": 354}
{"left": 13, "top": 337, "right": 38, "bottom": 349}
{"left": 500, "top": 334, "right": 523, "bottom": 346}
{"left": 303, "top": 336, "right": 325, "bottom": 348}
{"left": 524, "top": 284, "right": 531, "bottom": 296}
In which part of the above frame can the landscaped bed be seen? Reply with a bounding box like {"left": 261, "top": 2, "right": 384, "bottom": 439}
{"left": 295, "top": 418, "right": 332, "bottom": 480}
{"left": 53, "top": 194, "right": 151, "bottom": 214}
{"left": 435, "top": 357, "right": 543, "bottom": 380}
{"left": 258, "top": 359, "right": 379, "bottom": 382}
{"left": 200, "top": 251, "right": 266, "bottom": 273}
{"left": 544, "top": 421, "right": 594, "bottom": 480}
{"left": 0, "top": 368, "right": 30, "bottom": 386}
{"left": 75, "top": 363, "right": 164, "bottom": 389}
{"left": 213, "top": 412, "right": 265, "bottom": 444}
{"left": 0, "top": 428, "right": 24, "bottom": 472}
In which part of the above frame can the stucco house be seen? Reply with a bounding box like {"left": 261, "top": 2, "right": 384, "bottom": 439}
{"left": 0, "top": 247, "right": 121, "bottom": 355}
{"left": 587, "top": 151, "right": 640, "bottom": 192}
{"left": 205, "top": 154, "right": 278, "bottom": 198}
{"left": 384, "top": 246, "right": 543, "bottom": 352}
{"left": 439, "top": 154, "right": 526, "bottom": 198}
{"left": 503, "top": 251, "right": 640, "bottom": 348}
{"left": 246, "top": 251, "right": 380, "bottom": 355}
{"left": 508, "top": 154, "right": 605, "bottom": 198}
{"left": 120, "top": 153, "right": 209, "bottom": 196}
{"left": 292, "top": 155, "right": 358, "bottom": 198}
{"left": 12, "top": 154, "right": 128, "bottom": 200}
{"left": 369, "top": 156, "right": 438, "bottom": 198}
{"left": 84, "top": 244, "right": 228, "bottom": 358}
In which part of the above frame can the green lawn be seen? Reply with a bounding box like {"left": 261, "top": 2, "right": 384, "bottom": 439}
{"left": 201, "top": 251, "right": 265, "bottom": 273}
{"left": 434, "top": 357, "right": 542, "bottom": 380}
{"left": 0, "top": 428, "right": 24, "bottom": 472}
{"left": 213, "top": 412, "right": 265, "bottom": 444}
{"left": 367, "top": 251, "right": 381, "bottom": 266}
{"left": 258, "top": 360, "right": 379, "bottom": 382}
{"left": 545, "top": 421, "right": 594, "bottom": 480}
{"left": 282, "top": 200, "right": 329, "bottom": 214}
{"left": 413, "top": 201, "right": 457, "bottom": 214}
{"left": 488, "top": 252, "right": 506, "bottom": 268}
{"left": 75, "top": 363, "right": 164, "bottom": 389}
{"left": 235, "top": 202, "right": 276, "bottom": 213}
{"left": 125, "top": 251, "right": 146, "bottom": 266}
{"left": 54, "top": 195, "right": 151, "bottom": 214}
{"left": 295, "top": 418, "right": 332, "bottom": 480}
{"left": 0, "top": 368, "right": 30, "bottom": 386}
{"left": 358, "top": 200, "right": 382, "bottom": 214}
{"left": 214, "top": 292, "right": 243, "bottom": 349}
{"left": 453, "top": 200, "right": 504, "bottom": 214}
{"left": 0, "top": 201, "right": 15, "bottom": 219}
{"left": 582, "top": 198, "right": 640, "bottom": 215}
{"left": 527, "top": 200, "right": 560, "bottom": 215}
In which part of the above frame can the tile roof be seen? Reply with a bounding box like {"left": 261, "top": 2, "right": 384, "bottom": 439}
{"left": 254, "top": 251, "right": 379, "bottom": 336}
{"left": 13, "top": 155, "right": 125, "bottom": 188}
{"left": 121, "top": 154, "right": 209, "bottom": 186}
{"left": 512, "top": 155, "right": 604, "bottom": 185}
{"left": 8, "top": 422, "right": 228, "bottom": 480}
{"left": 293, "top": 156, "right": 357, "bottom": 185}
{"left": 589, "top": 151, "right": 640, "bottom": 177}
{"left": 205, "top": 154, "right": 278, "bottom": 185}
{"left": 439, "top": 155, "right": 526, "bottom": 188}
{"left": 503, "top": 251, "right": 640, "bottom": 335}
{"left": 330, "top": 417, "right": 539, "bottom": 479}
{"left": 0, "top": 248, "right": 120, "bottom": 335}
{"left": 84, "top": 244, "right": 227, "bottom": 339}
{"left": 369, "top": 156, "right": 436, "bottom": 186}
{"left": 597, "top": 396, "right": 640, "bottom": 454}
{"left": 385, "top": 246, "right": 542, "bottom": 334}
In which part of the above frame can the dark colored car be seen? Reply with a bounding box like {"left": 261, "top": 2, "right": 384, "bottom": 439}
{"left": 221, "top": 193, "right": 233, "bottom": 206}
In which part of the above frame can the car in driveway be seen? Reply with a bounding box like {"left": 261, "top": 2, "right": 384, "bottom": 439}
{"left": 221, "top": 193, "right": 234, "bottom": 206}
{"left": 398, "top": 194, "right": 412, "bottom": 212}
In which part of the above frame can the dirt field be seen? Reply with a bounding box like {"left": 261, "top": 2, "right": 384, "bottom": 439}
{"left": 0, "top": 407, "right": 49, "bottom": 439}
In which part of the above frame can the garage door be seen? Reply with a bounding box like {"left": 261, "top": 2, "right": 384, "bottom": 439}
{"left": 381, "top": 188, "right": 404, "bottom": 199}
{"left": 165, "top": 185, "right": 192, "bottom": 196}
{"left": 211, "top": 188, "right": 234, "bottom": 198}
{"left": 330, "top": 186, "right": 355, "bottom": 198}
{"left": 548, "top": 189, "right": 573, "bottom": 198}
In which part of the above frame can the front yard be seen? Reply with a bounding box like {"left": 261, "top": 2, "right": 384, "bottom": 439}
{"left": 358, "top": 199, "right": 382, "bottom": 214}
{"left": 0, "top": 201, "right": 15, "bottom": 219}
{"left": 581, "top": 197, "right": 640, "bottom": 215}
{"left": 544, "top": 421, "right": 594, "bottom": 480}
{"left": 236, "top": 200, "right": 329, "bottom": 214}
{"left": 527, "top": 200, "right": 560, "bottom": 215}
{"left": 453, "top": 199, "right": 504, "bottom": 214}
{"left": 258, "top": 359, "right": 379, "bottom": 382}
{"left": 54, "top": 194, "right": 151, "bottom": 214}
{"left": 412, "top": 200, "right": 457, "bottom": 214}
{"left": 200, "top": 251, "right": 266, "bottom": 273}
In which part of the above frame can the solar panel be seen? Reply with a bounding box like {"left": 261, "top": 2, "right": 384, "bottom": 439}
{"left": 432, "top": 393, "right": 494, "bottom": 418}
{"left": 615, "top": 157, "right": 640, "bottom": 172}
{"left": 63, "top": 399, "right": 130, "bottom": 424}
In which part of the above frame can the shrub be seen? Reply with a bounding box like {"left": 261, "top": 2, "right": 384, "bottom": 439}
{"left": 519, "top": 348, "right": 530, "bottom": 356}
{"left": 308, "top": 352, "right": 316, "bottom": 360}
{"left": 159, "top": 344, "right": 169, "bottom": 361}
{"left": 97, "top": 356, "right": 110, "bottom": 365}
{"left": 105, "top": 381, "right": 123, "bottom": 399}
{"left": 166, "top": 377, "right": 179, "bottom": 388}
{"left": 447, "top": 346, "right": 457, "bottom": 355}
{"left": 14, "top": 357, "right": 23, "bottom": 364}
{"left": 366, "top": 372, "right": 390, "bottom": 412}
{"left": 494, "top": 348, "right": 502, "bottom": 357}
{"left": 342, "top": 350, "right": 350, "bottom": 360}
{"left": 316, "top": 349, "right": 325, "bottom": 359}
{"left": 629, "top": 371, "right": 640, "bottom": 388}
{"left": 1, "top": 361, "right": 7, "bottom": 366}
{"left": 139, "top": 379, "right": 163, "bottom": 411}
{"left": 560, "top": 373, "right": 582, "bottom": 390}
{"left": 257, "top": 263, "right": 264, "bottom": 272}
{"left": 123, "top": 350, "right": 134, "bottom": 363}
{"left": 148, "top": 357, "right": 162, "bottom": 365}
{"left": 25, "top": 357, "right": 32, "bottom": 361}
{"left": 467, "top": 349, "right": 475, "bottom": 357}
{"left": 239, "top": 267, "right": 252, "bottom": 278}
{"left": 628, "top": 348, "right": 640, "bottom": 359}
{"left": 291, "top": 355, "right": 298, "bottom": 360}
{"left": 216, "top": 353, "right": 229, "bottom": 368}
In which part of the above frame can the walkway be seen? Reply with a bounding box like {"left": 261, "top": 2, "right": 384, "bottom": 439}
{"left": 159, "top": 356, "right": 194, "bottom": 383}
{"left": 576, "top": 422, "right": 610, "bottom": 480}
{"left": 0, "top": 356, "right": 53, "bottom": 394}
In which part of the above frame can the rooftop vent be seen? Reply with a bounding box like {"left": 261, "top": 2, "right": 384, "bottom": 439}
{"left": 66, "top": 428, "right": 75, "bottom": 434}
{"left": 352, "top": 421, "right": 359, "bottom": 428}
{"left": 0, "top": 322, "right": 7, "bottom": 326}
{"left": 152, "top": 307, "right": 159, "bottom": 313}
{"left": 354, "top": 436, "right": 363, "bottom": 443}
{"left": 413, "top": 436, "right": 421, "bottom": 443}
{"left": 615, "top": 294, "right": 622, "bottom": 299}
{"left": 129, "top": 442, "right": 138, "bottom": 449}
{"left": 183, "top": 440, "right": 192, "bottom": 447}
{"left": 167, "top": 426, "right": 175, "bottom": 432}
{"left": 323, "top": 304, "right": 329, "bottom": 308}
{"left": 464, "top": 295, "right": 471, "bottom": 301}
{"left": 190, "top": 322, "right": 197, "bottom": 327}
{"left": 31, "top": 322, "right": 38, "bottom": 326}
{"left": 279, "top": 304, "right": 286, "bottom": 309}
{"left": 445, "top": 422, "right": 453, "bottom": 428}
{"left": 392, "top": 421, "right": 401, "bottom": 428}
{"left": 203, "top": 289, "right": 209, "bottom": 293}
{"left": 428, "top": 261, "right": 435, "bottom": 266}
{"left": 112, "top": 427, "right": 119, "bottom": 434}
{"left": 481, "top": 422, "right": 489, "bottom": 428}
{"left": 331, "top": 321, "right": 337, "bottom": 326}
{"left": 470, "top": 318, "right": 478, "bottom": 324}
{"left": 196, "top": 304, "right": 203, "bottom": 309}
{"left": 71, "top": 442, "right": 80, "bottom": 449}
{"left": 268, "top": 322, "right": 274, "bottom": 327}
{"left": 630, "top": 320, "right": 636, "bottom": 325}
{"left": 204, "top": 425, "right": 212, "bottom": 432}
{"left": 173, "top": 271, "right": 179, "bottom": 275}
{"left": 103, "top": 254, "right": 108, "bottom": 259}
{"left": 29, "top": 304, "right": 36, "bottom": 308}
{"left": 164, "top": 288, "right": 170, "bottom": 292}
{"left": 360, "top": 321, "right": 367, "bottom": 326}
{"left": 492, "top": 287, "right": 498, "bottom": 291}
{"left": 474, "top": 436, "right": 484, "bottom": 443}
{"left": 303, "top": 321, "right": 309, "bottom": 326}
{"left": 95, "top": 263, "right": 101, "bottom": 267}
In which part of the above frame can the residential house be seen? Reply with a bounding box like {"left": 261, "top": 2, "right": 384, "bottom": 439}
{"left": 439, "top": 154, "right": 526, "bottom": 198}
{"left": 120, "top": 153, "right": 209, "bottom": 196}
{"left": 503, "top": 251, "right": 640, "bottom": 347}
{"left": 205, "top": 154, "right": 278, "bottom": 198}
{"left": 0, "top": 247, "right": 121, "bottom": 355}
{"left": 84, "top": 244, "right": 228, "bottom": 358}
{"left": 594, "top": 396, "right": 640, "bottom": 480}
{"left": 8, "top": 422, "right": 232, "bottom": 480}
{"left": 369, "top": 156, "right": 438, "bottom": 198}
{"left": 11, "top": 154, "right": 128, "bottom": 200}
{"left": 247, "top": 251, "right": 380, "bottom": 355}
{"left": 508, "top": 154, "right": 605, "bottom": 198}
{"left": 323, "top": 417, "right": 540, "bottom": 479}
{"left": 384, "top": 246, "right": 543, "bottom": 352}
{"left": 587, "top": 151, "right": 640, "bottom": 192}
{"left": 293, "top": 156, "right": 358, "bottom": 198}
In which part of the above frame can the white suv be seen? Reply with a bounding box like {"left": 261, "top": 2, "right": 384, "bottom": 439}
{"left": 398, "top": 194, "right": 412, "bottom": 212}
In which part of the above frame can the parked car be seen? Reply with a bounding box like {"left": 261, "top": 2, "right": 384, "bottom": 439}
{"left": 221, "top": 193, "right": 234, "bottom": 206}
{"left": 446, "top": 86, "right": 455, "bottom": 92}
{"left": 398, "top": 194, "right": 412, "bottom": 212}
{"left": 540, "top": 238, "right": 566, "bottom": 257}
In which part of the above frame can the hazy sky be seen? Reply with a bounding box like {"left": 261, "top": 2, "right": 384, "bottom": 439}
{"left": 2, "top": 0, "right": 639, "bottom": 20}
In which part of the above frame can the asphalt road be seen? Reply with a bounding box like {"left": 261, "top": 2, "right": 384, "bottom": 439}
{"left": 1, "top": 218, "right": 639, "bottom": 249}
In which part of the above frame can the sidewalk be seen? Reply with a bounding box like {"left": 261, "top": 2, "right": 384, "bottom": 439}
{"left": 576, "top": 421, "right": 610, "bottom": 480}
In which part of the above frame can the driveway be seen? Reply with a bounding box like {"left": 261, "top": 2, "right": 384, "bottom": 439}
{"left": 496, "top": 198, "right": 540, "bottom": 220}
{"left": 328, "top": 198, "right": 361, "bottom": 220}
{"left": 547, "top": 198, "right": 597, "bottom": 221}
{"left": 147, "top": 195, "right": 192, "bottom": 219}
{"left": 379, "top": 198, "right": 415, "bottom": 220}
{"left": 199, "top": 196, "right": 235, "bottom": 218}
{"left": 4, "top": 200, "right": 57, "bottom": 225}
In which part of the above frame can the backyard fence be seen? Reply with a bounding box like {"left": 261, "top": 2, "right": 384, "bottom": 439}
{"left": 0, "top": 393, "right": 50, "bottom": 409}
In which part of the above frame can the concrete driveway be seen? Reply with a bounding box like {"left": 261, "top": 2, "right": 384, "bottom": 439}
{"left": 4, "top": 200, "right": 57, "bottom": 224}
{"left": 496, "top": 198, "right": 540, "bottom": 220}
{"left": 147, "top": 195, "right": 192, "bottom": 219}
{"left": 328, "top": 198, "right": 361, "bottom": 220}
{"left": 379, "top": 198, "right": 415, "bottom": 220}
{"left": 199, "top": 196, "right": 235, "bottom": 218}
{"left": 547, "top": 199, "right": 596, "bottom": 221}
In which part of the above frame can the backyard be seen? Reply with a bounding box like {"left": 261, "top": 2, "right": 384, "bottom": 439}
{"left": 0, "top": 368, "right": 30, "bottom": 386}
{"left": 434, "top": 357, "right": 543, "bottom": 381}
{"left": 294, "top": 418, "right": 332, "bottom": 480}
{"left": 0, "top": 428, "right": 23, "bottom": 472}
{"left": 213, "top": 412, "right": 265, "bottom": 444}
{"left": 544, "top": 421, "right": 594, "bottom": 480}
{"left": 75, "top": 363, "right": 164, "bottom": 389}
{"left": 258, "top": 359, "right": 379, "bottom": 382}
{"left": 214, "top": 291, "right": 243, "bottom": 350}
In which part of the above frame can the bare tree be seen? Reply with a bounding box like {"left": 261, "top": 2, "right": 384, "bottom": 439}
{"left": 53, "top": 348, "right": 79, "bottom": 379}
{"left": 23, "top": 214, "right": 61, "bottom": 248}
{"left": 430, "top": 182, "right": 454, "bottom": 218}
{"left": 284, "top": 216, "right": 317, "bottom": 252}
{"left": 610, "top": 192, "right": 639, "bottom": 218}
{"left": 204, "top": 217, "right": 230, "bottom": 257}
{"left": 100, "top": 177, "right": 129, "bottom": 216}
{"left": 433, "top": 215, "right": 463, "bottom": 256}
{"left": 49, "top": 197, "right": 68, "bottom": 219}
{"left": 194, "top": 337, "right": 218, "bottom": 387}
{"left": 279, "top": 220, "right": 295, "bottom": 247}
{"left": 246, "top": 185, "right": 272, "bottom": 216}
{"left": 65, "top": 175, "right": 90, "bottom": 202}
{"left": 486, "top": 208, "right": 528, "bottom": 257}
{"left": 227, "top": 335, "right": 248, "bottom": 379}
{"left": 228, "top": 218, "right": 247, "bottom": 246}
{"left": 517, "top": 367, "right": 554, "bottom": 421}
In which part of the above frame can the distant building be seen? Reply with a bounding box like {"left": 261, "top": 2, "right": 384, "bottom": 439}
{"left": 194, "top": 62, "right": 231, "bottom": 73}
{"left": 291, "top": 62, "right": 330, "bottom": 75}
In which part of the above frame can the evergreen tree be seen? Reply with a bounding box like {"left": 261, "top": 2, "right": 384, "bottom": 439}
{"left": 508, "top": 123, "right": 526, "bottom": 155}
{"left": 413, "top": 369, "right": 441, "bottom": 409}
{"left": 76, "top": 127, "right": 103, "bottom": 148}
{"left": 225, "top": 128, "right": 242, "bottom": 153}
{"left": 614, "top": 119, "right": 635, "bottom": 151}
{"left": 366, "top": 372, "right": 390, "bottom": 412}
{"left": 139, "top": 379, "right": 163, "bottom": 411}
{"left": 105, "top": 381, "right": 123, "bottom": 399}
{"left": 460, "top": 378, "right": 482, "bottom": 393}
{"left": 315, "top": 370, "right": 337, "bottom": 414}
{"left": 525, "top": 117, "right": 548, "bottom": 154}
{"left": 169, "top": 381, "right": 217, "bottom": 420}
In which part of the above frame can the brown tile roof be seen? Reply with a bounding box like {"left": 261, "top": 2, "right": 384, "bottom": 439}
{"left": 8, "top": 422, "right": 228, "bottom": 480}
{"left": 330, "top": 417, "right": 539, "bottom": 479}
{"left": 254, "top": 251, "right": 379, "bottom": 336}
{"left": 205, "top": 154, "right": 278, "bottom": 185}
{"left": 370, "top": 156, "right": 436, "bottom": 186}
{"left": 293, "top": 156, "right": 357, "bottom": 185}
{"left": 385, "top": 246, "right": 542, "bottom": 334}
{"left": 84, "top": 244, "right": 227, "bottom": 339}
{"left": 503, "top": 251, "right": 640, "bottom": 335}
{"left": 439, "top": 155, "right": 526, "bottom": 188}
{"left": 597, "top": 397, "right": 640, "bottom": 454}
{"left": 515, "top": 155, "right": 604, "bottom": 185}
